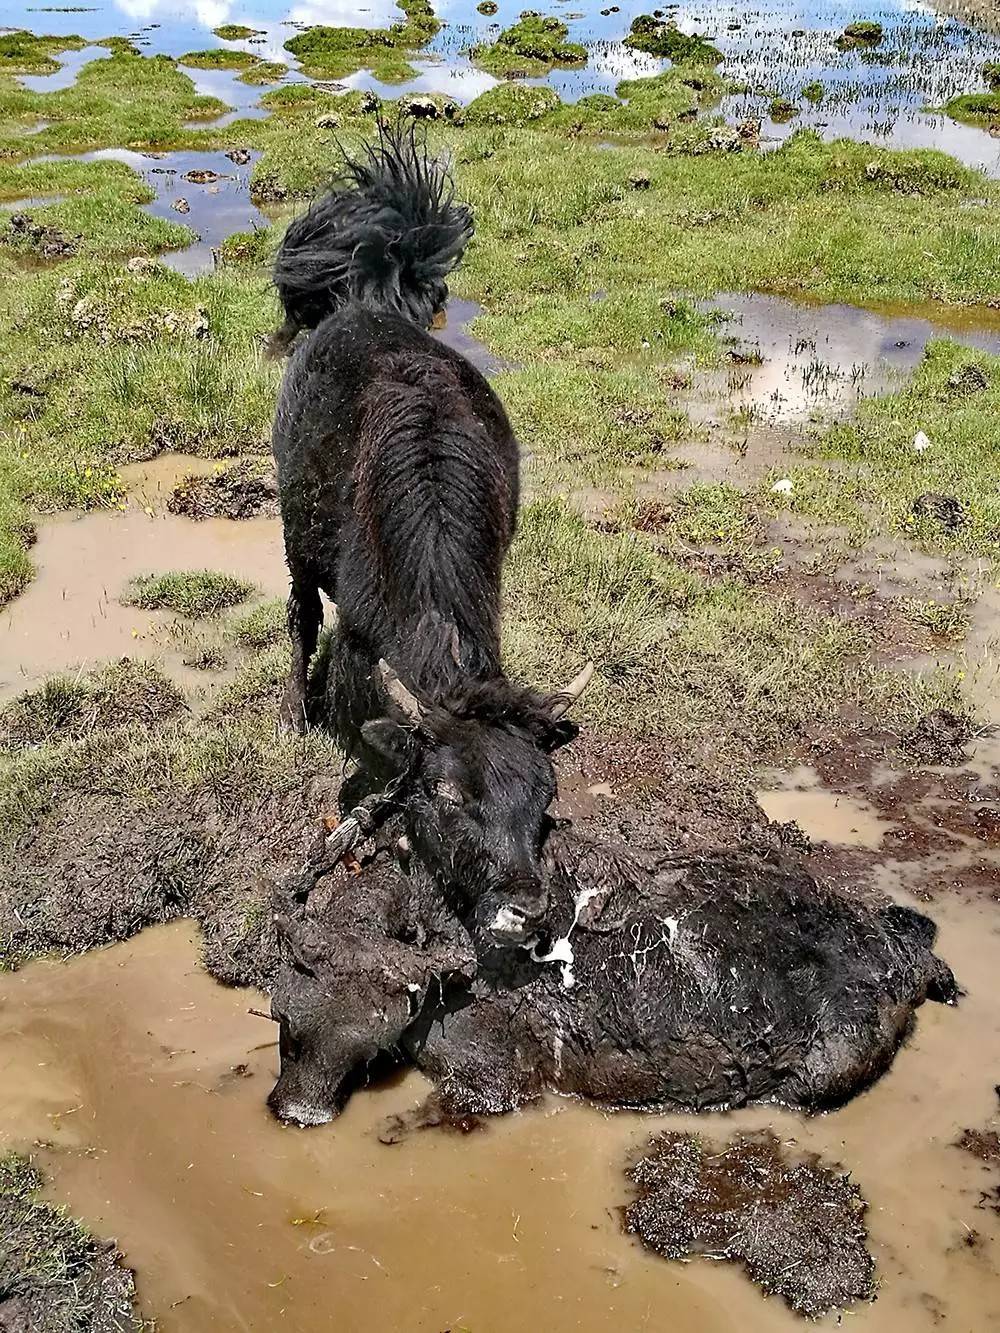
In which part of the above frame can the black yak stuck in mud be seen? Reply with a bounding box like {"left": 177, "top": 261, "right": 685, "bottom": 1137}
{"left": 267, "top": 822, "right": 957, "bottom": 1128}
{"left": 270, "top": 121, "right": 591, "bottom": 945}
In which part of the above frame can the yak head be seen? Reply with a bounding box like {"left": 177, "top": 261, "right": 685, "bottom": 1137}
{"left": 357, "top": 660, "right": 593, "bottom": 945}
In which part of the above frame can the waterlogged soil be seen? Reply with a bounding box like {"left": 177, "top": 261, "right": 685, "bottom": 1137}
{"left": 30, "top": 147, "right": 268, "bottom": 276}
{"left": 8, "top": 0, "right": 1000, "bottom": 167}
{"left": 701, "top": 291, "right": 1000, "bottom": 424}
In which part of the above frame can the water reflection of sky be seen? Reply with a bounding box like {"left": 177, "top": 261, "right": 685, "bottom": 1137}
{"left": 6, "top": 0, "right": 1000, "bottom": 167}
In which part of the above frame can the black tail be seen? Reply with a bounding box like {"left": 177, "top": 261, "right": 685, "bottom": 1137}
{"left": 272, "top": 119, "right": 473, "bottom": 344}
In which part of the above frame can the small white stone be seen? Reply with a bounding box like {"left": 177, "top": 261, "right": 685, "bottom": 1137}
{"left": 913, "top": 430, "right": 931, "bottom": 453}
{"left": 770, "top": 478, "right": 794, "bottom": 495}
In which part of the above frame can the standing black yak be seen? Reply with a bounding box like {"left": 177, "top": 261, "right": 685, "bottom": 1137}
{"left": 270, "top": 122, "right": 592, "bottom": 943}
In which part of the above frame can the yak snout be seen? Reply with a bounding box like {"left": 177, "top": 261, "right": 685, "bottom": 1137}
{"left": 483, "top": 875, "right": 549, "bottom": 945}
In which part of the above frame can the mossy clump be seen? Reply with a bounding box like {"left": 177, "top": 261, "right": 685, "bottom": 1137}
{"left": 213, "top": 23, "right": 264, "bottom": 39}
{"left": 625, "top": 18, "right": 722, "bottom": 64}
{"left": 943, "top": 92, "right": 1000, "bottom": 127}
{"left": 283, "top": 0, "right": 439, "bottom": 78}
{"left": 465, "top": 82, "right": 561, "bottom": 125}
{"left": 179, "top": 48, "right": 260, "bottom": 70}
{"left": 836, "top": 21, "right": 883, "bottom": 49}
{"left": 0, "top": 660, "right": 186, "bottom": 750}
{"left": 770, "top": 95, "right": 800, "bottom": 122}
{"left": 477, "top": 0, "right": 499, "bottom": 12}
{"left": 984, "top": 61, "right": 1000, "bottom": 91}
{"left": 0, "top": 29, "right": 86, "bottom": 76}
{"left": 0, "top": 1154, "right": 141, "bottom": 1330}
{"left": 123, "top": 570, "right": 257, "bottom": 617}
{"left": 238, "top": 60, "right": 287, "bottom": 85}
{"left": 472, "top": 15, "right": 586, "bottom": 74}
{"left": 802, "top": 80, "right": 824, "bottom": 102}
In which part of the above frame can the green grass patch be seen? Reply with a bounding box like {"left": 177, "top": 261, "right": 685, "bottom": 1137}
{"left": 499, "top": 361, "right": 696, "bottom": 484}
{"left": 0, "top": 258, "right": 281, "bottom": 604}
{"left": 226, "top": 598, "right": 286, "bottom": 650}
{"left": 213, "top": 23, "right": 263, "bottom": 40}
{"left": 123, "top": 570, "right": 257, "bottom": 617}
{"left": 0, "top": 156, "right": 192, "bottom": 257}
{"left": 502, "top": 499, "right": 945, "bottom": 756}
{"left": 0, "top": 659, "right": 185, "bottom": 749}
{"left": 942, "top": 91, "right": 1000, "bottom": 127}
{"left": 238, "top": 60, "right": 287, "bottom": 85}
{"left": 283, "top": 0, "right": 439, "bottom": 79}
{"left": 0, "top": 52, "right": 229, "bottom": 159}
{"left": 180, "top": 48, "right": 260, "bottom": 70}
{"left": 0, "top": 29, "right": 85, "bottom": 75}
{"left": 763, "top": 341, "right": 1000, "bottom": 560}
{"left": 472, "top": 16, "right": 586, "bottom": 75}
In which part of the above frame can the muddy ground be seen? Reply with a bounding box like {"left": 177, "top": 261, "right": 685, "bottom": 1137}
{"left": 2, "top": 0, "right": 1000, "bottom": 1329}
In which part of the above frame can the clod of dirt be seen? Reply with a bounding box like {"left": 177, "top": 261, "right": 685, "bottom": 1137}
{"left": 628, "top": 173, "right": 652, "bottom": 190}
{"left": 226, "top": 148, "right": 253, "bottom": 165}
{"left": 183, "top": 169, "right": 225, "bottom": 184}
{"left": 901, "top": 708, "right": 975, "bottom": 766}
{"left": 167, "top": 460, "right": 279, "bottom": 521}
{"left": 398, "top": 94, "right": 460, "bottom": 120}
{"left": 624, "top": 1132, "right": 877, "bottom": 1317}
{"left": 3, "top": 213, "right": 78, "bottom": 259}
{"left": 125, "top": 255, "right": 159, "bottom": 276}
{"left": 172, "top": 198, "right": 191, "bottom": 214}
{"left": 912, "top": 492, "right": 966, "bottom": 531}
{"left": 957, "top": 1128, "right": 1000, "bottom": 1163}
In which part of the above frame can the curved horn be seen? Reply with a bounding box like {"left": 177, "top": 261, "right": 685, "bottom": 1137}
{"left": 549, "top": 661, "right": 595, "bottom": 720}
{"left": 378, "top": 660, "right": 426, "bottom": 727}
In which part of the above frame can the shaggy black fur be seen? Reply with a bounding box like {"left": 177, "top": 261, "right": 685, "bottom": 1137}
{"left": 273, "top": 120, "right": 472, "bottom": 340}
{"left": 271, "top": 122, "right": 580, "bottom": 940}
{"left": 267, "top": 825, "right": 958, "bottom": 1127}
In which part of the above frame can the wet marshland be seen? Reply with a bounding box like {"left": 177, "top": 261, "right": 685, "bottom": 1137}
{"left": 3, "top": 0, "right": 1000, "bottom": 1330}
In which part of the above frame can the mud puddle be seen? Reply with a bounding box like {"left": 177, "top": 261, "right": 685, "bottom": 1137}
{"left": 700, "top": 291, "right": 1000, "bottom": 424}
{"left": 757, "top": 765, "right": 897, "bottom": 846}
{"left": 435, "top": 295, "right": 506, "bottom": 377}
{"left": 1, "top": 878, "right": 999, "bottom": 1331}
{"left": 0, "top": 487, "right": 285, "bottom": 700}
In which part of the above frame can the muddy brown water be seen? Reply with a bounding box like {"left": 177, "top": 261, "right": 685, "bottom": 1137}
{"left": 0, "top": 463, "right": 286, "bottom": 700}
{"left": 757, "top": 765, "right": 898, "bottom": 847}
{"left": 2, "top": 781, "right": 1000, "bottom": 1331}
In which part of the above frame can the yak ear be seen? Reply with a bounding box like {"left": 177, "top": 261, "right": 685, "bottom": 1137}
{"left": 360, "top": 718, "right": 417, "bottom": 772}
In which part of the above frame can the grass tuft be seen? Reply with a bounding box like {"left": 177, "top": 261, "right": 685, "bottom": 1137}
{"left": 123, "top": 570, "right": 257, "bottom": 618}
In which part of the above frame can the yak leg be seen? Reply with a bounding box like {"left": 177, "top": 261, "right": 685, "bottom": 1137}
{"left": 280, "top": 566, "right": 322, "bottom": 733}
